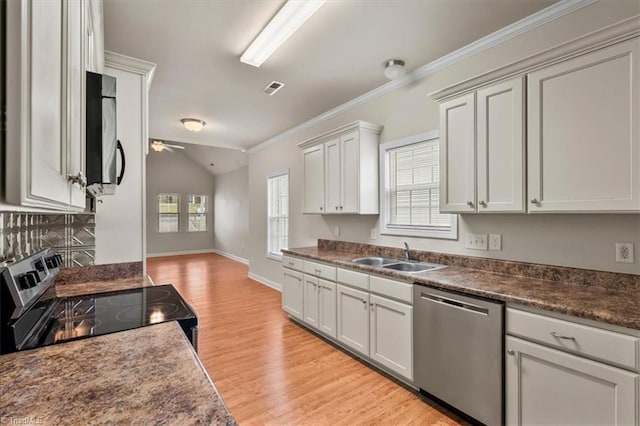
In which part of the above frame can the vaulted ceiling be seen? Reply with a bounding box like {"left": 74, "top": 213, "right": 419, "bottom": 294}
{"left": 104, "top": 0, "right": 556, "bottom": 174}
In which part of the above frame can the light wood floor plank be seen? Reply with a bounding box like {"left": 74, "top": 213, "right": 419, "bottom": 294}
{"left": 147, "top": 253, "right": 464, "bottom": 425}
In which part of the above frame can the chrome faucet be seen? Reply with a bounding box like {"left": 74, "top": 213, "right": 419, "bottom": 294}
{"left": 403, "top": 242, "right": 411, "bottom": 261}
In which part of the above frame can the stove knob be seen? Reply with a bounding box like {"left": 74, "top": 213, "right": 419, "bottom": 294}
{"left": 24, "top": 272, "right": 38, "bottom": 288}
{"left": 17, "top": 275, "right": 31, "bottom": 290}
{"left": 34, "top": 259, "right": 46, "bottom": 272}
{"left": 55, "top": 254, "right": 64, "bottom": 267}
{"left": 45, "top": 257, "right": 56, "bottom": 269}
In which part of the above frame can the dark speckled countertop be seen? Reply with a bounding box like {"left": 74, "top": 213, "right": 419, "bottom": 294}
{"left": 0, "top": 322, "right": 236, "bottom": 425}
{"left": 283, "top": 246, "right": 640, "bottom": 331}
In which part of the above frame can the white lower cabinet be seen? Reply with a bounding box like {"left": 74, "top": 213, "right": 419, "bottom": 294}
{"left": 303, "top": 275, "right": 319, "bottom": 328}
{"left": 317, "top": 279, "right": 337, "bottom": 339}
{"left": 370, "top": 294, "right": 413, "bottom": 380}
{"left": 506, "top": 336, "right": 638, "bottom": 426}
{"left": 336, "top": 284, "right": 370, "bottom": 357}
{"left": 282, "top": 269, "right": 304, "bottom": 320}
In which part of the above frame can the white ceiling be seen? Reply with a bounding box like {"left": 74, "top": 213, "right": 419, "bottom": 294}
{"left": 104, "top": 0, "right": 556, "bottom": 173}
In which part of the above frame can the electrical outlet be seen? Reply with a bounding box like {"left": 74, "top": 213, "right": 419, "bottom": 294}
{"left": 489, "top": 234, "right": 502, "bottom": 251}
{"left": 615, "top": 243, "right": 634, "bottom": 263}
{"left": 465, "top": 233, "right": 488, "bottom": 251}
{"left": 370, "top": 228, "right": 377, "bottom": 240}
{"left": 334, "top": 226, "right": 340, "bottom": 237}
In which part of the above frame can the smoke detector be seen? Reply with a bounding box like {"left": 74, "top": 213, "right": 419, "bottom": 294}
{"left": 263, "top": 81, "right": 285, "bottom": 96}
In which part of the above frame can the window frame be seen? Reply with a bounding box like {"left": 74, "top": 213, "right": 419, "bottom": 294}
{"left": 187, "top": 194, "right": 208, "bottom": 233}
{"left": 157, "top": 193, "right": 180, "bottom": 233}
{"left": 266, "top": 169, "right": 289, "bottom": 261}
{"left": 379, "top": 130, "right": 458, "bottom": 240}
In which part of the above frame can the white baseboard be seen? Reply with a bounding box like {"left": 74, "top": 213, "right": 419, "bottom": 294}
{"left": 146, "top": 248, "right": 215, "bottom": 258}
{"left": 248, "top": 272, "right": 282, "bottom": 292}
{"left": 212, "top": 249, "right": 249, "bottom": 265}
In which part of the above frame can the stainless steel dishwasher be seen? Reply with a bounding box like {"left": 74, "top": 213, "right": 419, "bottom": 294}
{"left": 414, "top": 286, "right": 504, "bottom": 426}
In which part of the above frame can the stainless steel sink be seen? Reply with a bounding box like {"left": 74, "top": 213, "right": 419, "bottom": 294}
{"left": 352, "top": 257, "right": 400, "bottom": 267}
{"left": 382, "top": 262, "right": 447, "bottom": 274}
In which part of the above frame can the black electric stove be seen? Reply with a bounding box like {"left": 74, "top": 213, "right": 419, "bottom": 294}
{"left": 0, "top": 249, "right": 198, "bottom": 354}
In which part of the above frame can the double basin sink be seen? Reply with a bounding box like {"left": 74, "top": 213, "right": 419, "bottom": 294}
{"left": 351, "top": 257, "right": 446, "bottom": 274}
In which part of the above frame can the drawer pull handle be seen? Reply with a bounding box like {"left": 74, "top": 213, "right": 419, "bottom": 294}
{"left": 550, "top": 331, "right": 575, "bottom": 341}
{"left": 288, "top": 262, "right": 294, "bottom": 266}
{"left": 315, "top": 269, "right": 321, "bottom": 274}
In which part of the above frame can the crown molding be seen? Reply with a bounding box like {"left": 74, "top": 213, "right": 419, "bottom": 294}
{"left": 297, "top": 120, "right": 383, "bottom": 149}
{"left": 104, "top": 51, "right": 157, "bottom": 86}
{"left": 247, "top": 0, "right": 596, "bottom": 154}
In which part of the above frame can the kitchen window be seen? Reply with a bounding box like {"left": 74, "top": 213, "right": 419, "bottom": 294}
{"left": 267, "top": 171, "right": 289, "bottom": 260}
{"left": 380, "top": 131, "right": 457, "bottom": 239}
{"left": 188, "top": 195, "right": 208, "bottom": 232}
{"left": 158, "top": 193, "right": 179, "bottom": 233}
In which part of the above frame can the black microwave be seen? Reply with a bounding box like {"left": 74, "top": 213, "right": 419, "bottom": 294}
{"left": 85, "top": 71, "right": 124, "bottom": 197}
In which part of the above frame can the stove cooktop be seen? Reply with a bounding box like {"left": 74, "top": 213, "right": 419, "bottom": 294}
{"left": 21, "top": 285, "right": 198, "bottom": 351}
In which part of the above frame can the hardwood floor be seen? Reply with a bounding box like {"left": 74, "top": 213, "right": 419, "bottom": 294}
{"left": 147, "top": 253, "right": 464, "bottom": 425}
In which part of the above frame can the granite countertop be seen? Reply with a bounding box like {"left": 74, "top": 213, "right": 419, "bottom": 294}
{"left": 54, "top": 276, "right": 154, "bottom": 298}
{"left": 0, "top": 322, "right": 236, "bottom": 425}
{"left": 283, "top": 247, "right": 640, "bottom": 331}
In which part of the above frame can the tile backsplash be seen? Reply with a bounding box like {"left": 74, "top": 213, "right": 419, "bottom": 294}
{"left": 0, "top": 212, "right": 95, "bottom": 267}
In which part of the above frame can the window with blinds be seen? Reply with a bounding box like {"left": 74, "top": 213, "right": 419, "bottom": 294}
{"left": 381, "top": 133, "right": 457, "bottom": 239}
{"left": 267, "top": 172, "right": 289, "bottom": 259}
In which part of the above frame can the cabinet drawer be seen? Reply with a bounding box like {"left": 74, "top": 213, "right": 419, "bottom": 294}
{"left": 303, "top": 260, "right": 336, "bottom": 281}
{"left": 369, "top": 276, "right": 413, "bottom": 304}
{"left": 507, "top": 308, "right": 639, "bottom": 371}
{"left": 282, "top": 255, "right": 304, "bottom": 271}
{"left": 337, "top": 268, "right": 369, "bottom": 291}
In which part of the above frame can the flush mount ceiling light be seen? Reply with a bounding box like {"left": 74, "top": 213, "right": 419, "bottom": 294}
{"left": 384, "top": 59, "right": 406, "bottom": 80}
{"left": 180, "top": 118, "right": 206, "bottom": 132}
{"left": 240, "top": 0, "right": 326, "bottom": 67}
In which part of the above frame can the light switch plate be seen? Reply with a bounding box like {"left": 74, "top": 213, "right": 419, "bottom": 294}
{"left": 370, "top": 228, "right": 377, "bottom": 240}
{"left": 489, "top": 234, "right": 502, "bottom": 251}
{"left": 465, "top": 234, "right": 488, "bottom": 251}
{"left": 615, "top": 243, "right": 634, "bottom": 263}
{"left": 334, "top": 226, "right": 340, "bottom": 237}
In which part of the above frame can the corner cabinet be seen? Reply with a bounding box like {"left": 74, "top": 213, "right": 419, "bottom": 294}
{"left": 5, "top": 0, "right": 103, "bottom": 211}
{"left": 439, "top": 77, "right": 525, "bottom": 214}
{"left": 299, "top": 121, "right": 383, "bottom": 215}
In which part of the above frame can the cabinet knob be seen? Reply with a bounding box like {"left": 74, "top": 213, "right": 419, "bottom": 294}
{"left": 479, "top": 200, "right": 487, "bottom": 207}
{"left": 67, "top": 171, "right": 87, "bottom": 188}
{"left": 320, "top": 206, "right": 323, "bottom": 211}
{"left": 335, "top": 206, "right": 338, "bottom": 211}
{"left": 530, "top": 198, "right": 540, "bottom": 206}
{"left": 362, "top": 300, "right": 367, "bottom": 306}
{"left": 466, "top": 201, "right": 474, "bottom": 207}
{"left": 507, "top": 349, "right": 516, "bottom": 356}
{"left": 340, "top": 206, "right": 343, "bottom": 210}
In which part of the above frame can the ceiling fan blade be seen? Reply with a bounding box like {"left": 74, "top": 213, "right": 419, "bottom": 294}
{"left": 166, "top": 144, "right": 185, "bottom": 150}
{"left": 164, "top": 146, "right": 175, "bottom": 153}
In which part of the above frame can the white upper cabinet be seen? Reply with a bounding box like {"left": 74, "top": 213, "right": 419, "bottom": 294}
{"left": 527, "top": 39, "right": 640, "bottom": 212}
{"left": 439, "top": 93, "right": 477, "bottom": 213}
{"left": 477, "top": 77, "right": 525, "bottom": 213}
{"left": 440, "top": 78, "right": 525, "bottom": 214}
{"left": 299, "top": 121, "right": 383, "bottom": 215}
{"left": 302, "top": 144, "right": 325, "bottom": 214}
{"left": 5, "top": 0, "right": 103, "bottom": 211}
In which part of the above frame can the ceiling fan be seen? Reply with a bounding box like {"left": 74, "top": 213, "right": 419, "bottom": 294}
{"left": 150, "top": 140, "right": 185, "bottom": 153}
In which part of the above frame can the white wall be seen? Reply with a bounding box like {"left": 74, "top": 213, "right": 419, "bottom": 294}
{"left": 247, "top": 1, "right": 640, "bottom": 285}
{"left": 95, "top": 66, "right": 144, "bottom": 264}
{"left": 213, "top": 166, "right": 249, "bottom": 261}
{"left": 146, "top": 149, "right": 215, "bottom": 255}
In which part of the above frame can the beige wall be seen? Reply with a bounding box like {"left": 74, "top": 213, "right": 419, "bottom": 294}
{"left": 246, "top": 1, "right": 640, "bottom": 284}
{"left": 213, "top": 166, "right": 249, "bottom": 260}
{"left": 146, "top": 150, "right": 215, "bottom": 255}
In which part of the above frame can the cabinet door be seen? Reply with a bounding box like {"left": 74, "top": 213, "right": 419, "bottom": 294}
{"left": 336, "top": 284, "right": 370, "bottom": 357}
{"left": 477, "top": 77, "right": 524, "bottom": 213}
{"left": 527, "top": 39, "right": 640, "bottom": 212}
{"left": 282, "top": 269, "right": 304, "bottom": 320}
{"left": 506, "top": 336, "right": 638, "bottom": 426}
{"left": 324, "top": 138, "right": 341, "bottom": 214}
{"left": 28, "top": 0, "right": 70, "bottom": 207}
{"left": 303, "top": 275, "right": 319, "bottom": 328}
{"left": 340, "top": 130, "right": 360, "bottom": 213}
{"left": 67, "top": 0, "right": 87, "bottom": 209}
{"left": 440, "top": 93, "right": 476, "bottom": 213}
{"left": 302, "top": 144, "right": 325, "bottom": 214}
{"left": 318, "top": 279, "right": 337, "bottom": 339}
{"left": 370, "top": 294, "right": 413, "bottom": 380}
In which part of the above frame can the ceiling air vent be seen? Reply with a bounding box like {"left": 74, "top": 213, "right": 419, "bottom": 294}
{"left": 263, "top": 81, "right": 285, "bottom": 96}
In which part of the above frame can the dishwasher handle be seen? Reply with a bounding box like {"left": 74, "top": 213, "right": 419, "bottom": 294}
{"left": 420, "top": 292, "right": 489, "bottom": 315}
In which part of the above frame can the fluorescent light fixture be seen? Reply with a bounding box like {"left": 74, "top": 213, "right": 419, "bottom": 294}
{"left": 241, "top": 0, "right": 326, "bottom": 67}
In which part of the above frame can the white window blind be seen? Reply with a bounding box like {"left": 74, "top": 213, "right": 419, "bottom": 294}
{"left": 381, "top": 132, "right": 456, "bottom": 239}
{"left": 267, "top": 173, "right": 289, "bottom": 258}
